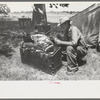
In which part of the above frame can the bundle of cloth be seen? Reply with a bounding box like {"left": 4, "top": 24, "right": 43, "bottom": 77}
{"left": 22, "top": 34, "right": 55, "bottom": 53}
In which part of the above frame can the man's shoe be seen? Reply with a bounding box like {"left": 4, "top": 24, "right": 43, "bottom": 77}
{"left": 77, "top": 58, "right": 87, "bottom": 66}
{"left": 66, "top": 67, "right": 78, "bottom": 75}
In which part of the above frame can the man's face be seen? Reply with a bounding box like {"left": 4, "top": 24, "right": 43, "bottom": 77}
{"left": 60, "top": 21, "right": 70, "bottom": 32}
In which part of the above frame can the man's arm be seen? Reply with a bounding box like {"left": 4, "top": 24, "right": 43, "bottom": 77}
{"left": 54, "top": 37, "right": 73, "bottom": 46}
{"left": 71, "top": 26, "right": 78, "bottom": 46}
{"left": 58, "top": 40, "right": 73, "bottom": 46}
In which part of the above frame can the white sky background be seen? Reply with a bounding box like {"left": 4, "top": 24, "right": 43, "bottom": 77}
{"left": 0, "top": 2, "right": 94, "bottom": 12}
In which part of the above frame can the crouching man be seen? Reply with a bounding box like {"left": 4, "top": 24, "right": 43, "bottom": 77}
{"left": 54, "top": 16, "right": 88, "bottom": 74}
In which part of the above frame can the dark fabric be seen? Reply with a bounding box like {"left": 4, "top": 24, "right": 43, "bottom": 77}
{"left": 66, "top": 46, "right": 87, "bottom": 71}
{"left": 23, "top": 35, "right": 33, "bottom": 43}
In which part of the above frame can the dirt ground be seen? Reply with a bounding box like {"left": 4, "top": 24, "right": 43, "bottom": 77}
{"left": 0, "top": 46, "right": 100, "bottom": 80}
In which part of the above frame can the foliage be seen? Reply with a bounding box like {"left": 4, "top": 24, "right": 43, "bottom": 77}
{"left": 0, "top": 4, "right": 10, "bottom": 15}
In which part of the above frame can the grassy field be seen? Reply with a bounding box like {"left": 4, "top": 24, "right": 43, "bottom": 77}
{"left": 9, "top": 12, "right": 76, "bottom": 23}
{"left": 0, "top": 47, "right": 100, "bottom": 80}
{"left": 0, "top": 12, "right": 100, "bottom": 80}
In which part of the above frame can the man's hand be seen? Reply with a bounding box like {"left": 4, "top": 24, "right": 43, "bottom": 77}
{"left": 54, "top": 37, "right": 62, "bottom": 44}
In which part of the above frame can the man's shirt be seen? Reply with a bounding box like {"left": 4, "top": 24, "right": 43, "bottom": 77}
{"left": 64, "top": 26, "right": 87, "bottom": 48}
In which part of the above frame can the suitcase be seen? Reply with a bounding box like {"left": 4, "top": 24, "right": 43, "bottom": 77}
{"left": 20, "top": 42, "right": 62, "bottom": 75}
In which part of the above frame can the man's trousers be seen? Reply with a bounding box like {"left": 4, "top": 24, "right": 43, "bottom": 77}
{"left": 66, "top": 46, "right": 87, "bottom": 71}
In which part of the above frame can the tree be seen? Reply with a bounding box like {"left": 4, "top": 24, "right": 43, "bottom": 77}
{"left": 0, "top": 4, "right": 10, "bottom": 31}
{"left": 0, "top": 4, "right": 10, "bottom": 15}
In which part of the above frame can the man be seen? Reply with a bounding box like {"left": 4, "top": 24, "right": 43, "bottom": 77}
{"left": 54, "top": 16, "right": 88, "bottom": 74}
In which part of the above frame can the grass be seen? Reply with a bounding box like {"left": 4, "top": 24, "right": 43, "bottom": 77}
{"left": 0, "top": 47, "right": 100, "bottom": 80}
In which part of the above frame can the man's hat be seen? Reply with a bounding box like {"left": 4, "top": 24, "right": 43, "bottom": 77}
{"left": 57, "top": 16, "right": 72, "bottom": 26}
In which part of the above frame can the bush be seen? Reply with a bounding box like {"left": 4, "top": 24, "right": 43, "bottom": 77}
{"left": 0, "top": 30, "right": 23, "bottom": 57}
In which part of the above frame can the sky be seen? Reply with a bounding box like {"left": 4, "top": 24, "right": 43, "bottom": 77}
{"left": 0, "top": 2, "right": 94, "bottom": 12}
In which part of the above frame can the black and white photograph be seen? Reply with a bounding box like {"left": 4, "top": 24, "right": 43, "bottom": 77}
{"left": 0, "top": 1, "right": 100, "bottom": 81}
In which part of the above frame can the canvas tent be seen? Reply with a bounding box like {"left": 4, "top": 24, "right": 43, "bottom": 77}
{"left": 70, "top": 4, "right": 100, "bottom": 47}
